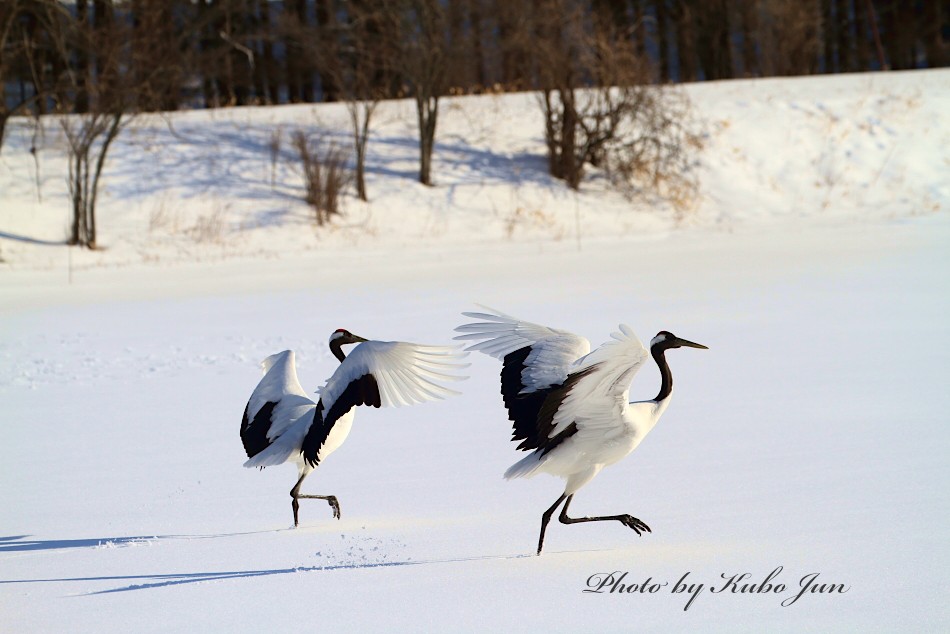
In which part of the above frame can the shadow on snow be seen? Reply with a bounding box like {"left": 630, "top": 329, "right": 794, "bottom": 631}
{"left": 0, "top": 531, "right": 282, "bottom": 553}
{"left": 0, "top": 531, "right": 532, "bottom": 593}
{"left": 0, "top": 231, "right": 66, "bottom": 246}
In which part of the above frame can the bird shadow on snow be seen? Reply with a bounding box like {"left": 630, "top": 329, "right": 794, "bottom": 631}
{"left": 0, "top": 531, "right": 280, "bottom": 553}
{"left": 0, "top": 529, "right": 533, "bottom": 596}
{"left": 0, "top": 531, "right": 534, "bottom": 594}
{"left": 95, "top": 553, "right": 534, "bottom": 595}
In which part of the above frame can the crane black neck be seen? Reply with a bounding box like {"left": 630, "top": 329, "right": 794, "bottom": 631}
{"left": 651, "top": 344, "right": 673, "bottom": 402}
{"left": 329, "top": 340, "right": 347, "bottom": 363}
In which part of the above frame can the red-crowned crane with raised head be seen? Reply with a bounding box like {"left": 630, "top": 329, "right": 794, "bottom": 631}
{"left": 456, "top": 307, "right": 706, "bottom": 554}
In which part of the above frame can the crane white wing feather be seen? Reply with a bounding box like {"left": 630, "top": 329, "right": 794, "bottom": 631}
{"left": 247, "top": 350, "right": 317, "bottom": 441}
{"left": 244, "top": 413, "right": 315, "bottom": 468}
{"left": 318, "top": 341, "right": 468, "bottom": 411}
{"left": 454, "top": 306, "right": 590, "bottom": 392}
{"left": 544, "top": 324, "right": 649, "bottom": 440}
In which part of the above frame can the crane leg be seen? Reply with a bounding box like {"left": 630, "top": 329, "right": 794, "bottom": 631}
{"left": 290, "top": 473, "right": 341, "bottom": 526}
{"left": 558, "top": 495, "right": 651, "bottom": 536}
{"left": 537, "top": 493, "right": 568, "bottom": 555}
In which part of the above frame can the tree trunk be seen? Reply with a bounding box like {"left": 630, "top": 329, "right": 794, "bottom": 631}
{"left": 447, "top": 0, "right": 467, "bottom": 89}
{"left": 315, "top": 0, "right": 339, "bottom": 101}
{"left": 251, "top": 0, "right": 267, "bottom": 102}
{"left": 656, "top": 0, "right": 671, "bottom": 81}
{"left": 296, "top": 0, "right": 315, "bottom": 101}
{"left": 223, "top": 0, "right": 251, "bottom": 105}
{"left": 417, "top": 94, "right": 438, "bottom": 186}
{"left": 285, "top": 0, "right": 302, "bottom": 102}
{"left": 853, "top": 0, "right": 871, "bottom": 70}
{"left": 883, "top": 0, "right": 916, "bottom": 70}
{"left": 630, "top": 0, "right": 646, "bottom": 62}
{"left": 864, "top": 0, "right": 888, "bottom": 69}
{"left": 738, "top": 0, "right": 758, "bottom": 77}
{"left": 713, "top": 0, "right": 732, "bottom": 79}
{"left": 69, "top": 151, "right": 82, "bottom": 245}
{"left": 559, "top": 87, "right": 580, "bottom": 189}
{"left": 258, "top": 0, "right": 279, "bottom": 103}
{"left": 836, "top": 0, "right": 854, "bottom": 72}
{"left": 921, "top": 0, "right": 947, "bottom": 68}
{"left": 821, "top": 0, "right": 835, "bottom": 72}
{"left": 672, "top": 1, "right": 697, "bottom": 82}
{"left": 196, "top": 0, "right": 216, "bottom": 106}
{"left": 349, "top": 101, "right": 375, "bottom": 201}
{"left": 87, "top": 113, "right": 123, "bottom": 249}
{"left": 542, "top": 90, "right": 558, "bottom": 176}
{"left": 75, "top": 0, "right": 90, "bottom": 113}
{"left": 469, "top": 0, "right": 486, "bottom": 89}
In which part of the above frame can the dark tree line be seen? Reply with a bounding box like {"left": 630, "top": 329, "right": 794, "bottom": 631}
{"left": 3, "top": 1, "right": 947, "bottom": 123}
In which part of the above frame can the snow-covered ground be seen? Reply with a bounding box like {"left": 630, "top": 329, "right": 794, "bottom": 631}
{"left": 1, "top": 70, "right": 949, "bottom": 632}
{"left": 1, "top": 69, "right": 947, "bottom": 269}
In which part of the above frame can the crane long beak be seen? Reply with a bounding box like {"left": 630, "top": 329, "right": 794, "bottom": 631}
{"left": 350, "top": 334, "right": 369, "bottom": 343}
{"left": 675, "top": 337, "right": 708, "bottom": 350}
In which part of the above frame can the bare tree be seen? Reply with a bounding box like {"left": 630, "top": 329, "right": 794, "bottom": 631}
{"left": 346, "top": 98, "right": 376, "bottom": 202}
{"left": 130, "top": 0, "right": 187, "bottom": 110}
{"left": 694, "top": 0, "right": 733, "bottom": 80}
{"left": 58, "top": 5, "right": 134, "bottom": 249}
{"left": 323, "top": 1, "right": 399, "bottom": 201}
{"left": 529, "top": 0, "right": 701, "bottom": 211}
{"left": 58, "top": 0, "right": 186, "bottom": 248}
{"left": 61, "top": 111, "right": 123, "bottom": 248}
{"left": 670, "top": 1, "right": 699, "bottom": 81}
{"left": 756, "top": 0, "right": 821, "bottom": 76}
{"left": 0, "top": 1, "right": 29, "bottom": 151}
{"left": 398, "top": 0, "right": 448, "bottom": 186}
{"left": 531, "top": 1, "right": 580, "bottom": 187}
{"left": 0, "top": 1, "right": 72, "bottom": 153}
{"left": 252, "top": 0, "right": 279, "bottom": 103}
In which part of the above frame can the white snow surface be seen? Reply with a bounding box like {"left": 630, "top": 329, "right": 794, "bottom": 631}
{"left": 1, "top": 70, "right": 949, "bottom": 631}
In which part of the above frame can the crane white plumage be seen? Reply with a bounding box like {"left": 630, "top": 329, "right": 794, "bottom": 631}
{"left": 241, "top": 329, "right": 468, "bottom": 526}
{"left": 455, "top": 307, "right": 707, "bottom": 554}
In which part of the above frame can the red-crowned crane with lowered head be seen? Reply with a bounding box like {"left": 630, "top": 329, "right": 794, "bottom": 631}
{"left": 241, "top": 329, "right": 468, "bottom": 526}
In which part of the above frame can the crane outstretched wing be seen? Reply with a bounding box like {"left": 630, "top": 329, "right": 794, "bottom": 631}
{"left": 301, "top": 341, "right": 469, "bottom": 467}
{"left": 241, "top": 350, "right": 318, "bottom": 465}
{"left": 535, "top": 324, "right": 649, "bottom": 452}
{"left": 455, "top": 306, "right": 590, "bottom": 390}
{"left": 455, "top": 307, "right": 591, "bottom": 451}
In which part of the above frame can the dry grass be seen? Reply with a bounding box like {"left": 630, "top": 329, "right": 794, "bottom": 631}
{"left": 504, "top": 206, "right": 559, "bottom": 240}
{"left": 290, "top": 130, "right": 352, "bottom": 226}
{"left": 190, "top": 202, "right": 228, "bottom": 243}
{"left": 268, "top": 126, "right": 283, "bottom": 188}
{"left": 148, "top": 194, "right": 182, "bottom": 233}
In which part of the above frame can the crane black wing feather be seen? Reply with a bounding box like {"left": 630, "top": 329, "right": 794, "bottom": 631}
{"left": 532, "top": 366, "right": 597, "bottom": 454}
{"left": 241, "top": 400, "right": 278, "bottom": 459}
{"left": 501, "top": 347, "right": 597, "bottom": 454}
{"left": 501, "top": 347, "right": 558, "bottom": 450}
{"left": 242, "top": 344, "right": 464, "bottom": 470}
{"left": 460, "top": 310, "right": 652, "bottom": 466}
{"left": 302, "top": 374, "right": 381, "bottom": 467}
{"left": 456, "top": 309, "right": 591, "bottom": 454}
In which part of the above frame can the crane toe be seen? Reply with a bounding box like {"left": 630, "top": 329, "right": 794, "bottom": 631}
{"left": 327, "top": 496, "right": 341, "bottom": 520}
{"left": 621, "top": 515, "right": 651, "bottom": 534}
